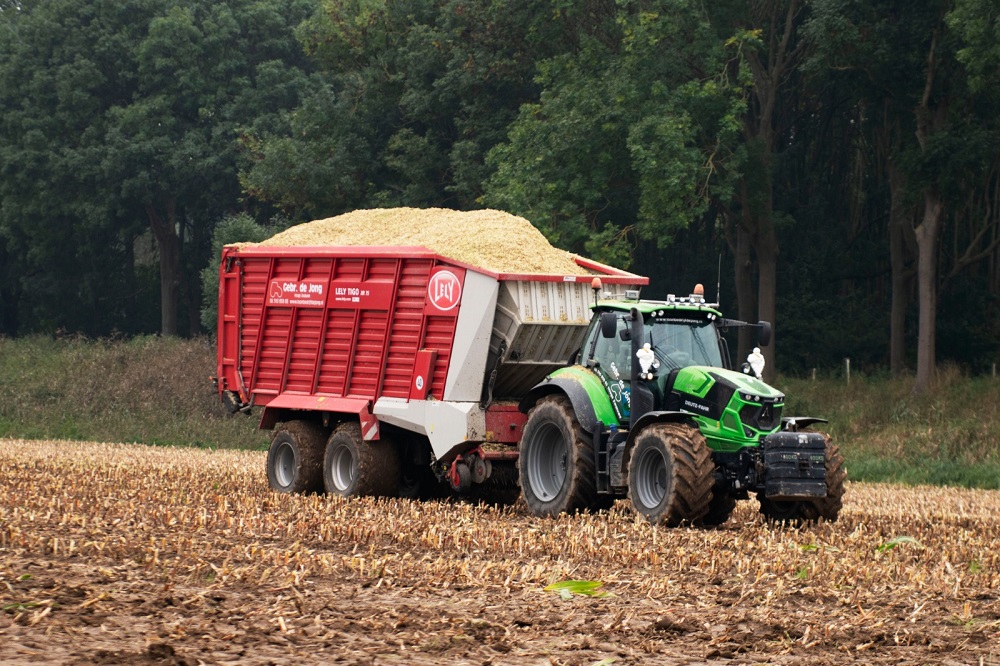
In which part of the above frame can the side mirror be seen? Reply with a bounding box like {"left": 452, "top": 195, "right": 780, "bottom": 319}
{"left": 757, "top": 321, "right": 772, "bottom": 347}
{"left": 599, "top": 312, "right": 618, "bottom": 338}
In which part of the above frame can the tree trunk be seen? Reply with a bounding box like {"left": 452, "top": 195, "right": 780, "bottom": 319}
{"left": 887, "top": 160, "right": 914, "bottom": 375}
{"left": 734, "top": 0, "right": 801, "bottom": 382}
{"left": 755, "top": 215, "right": 778, "bottom": 384}
{"left": 733, "top": 222, "right": 752, "bottom": 368}
{"left": 145, "top": 200, "right": 181, "bottom": 337}
{"left": 913, "top": 188, "right": 942, "bottom": 393}
{"left": 911, "top": 27, "right": 945, "bottom": 393}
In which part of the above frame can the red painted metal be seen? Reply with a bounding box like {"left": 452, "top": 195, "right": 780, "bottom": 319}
{"left": 484, "top": 403, "right": 528, "bottom": 444}
{"left": 409, "top": 350, "right": 436, "bottom": 400}
{"left": 217, "top": 246, "right": 461, "bottom": 421}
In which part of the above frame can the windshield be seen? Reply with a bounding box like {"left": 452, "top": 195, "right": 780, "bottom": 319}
{"left": 649, "top": 318, "right": 723, "bottom": 370}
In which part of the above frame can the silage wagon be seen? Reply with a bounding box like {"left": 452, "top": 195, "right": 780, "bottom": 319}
{"left": 215, "top": 241, "right": 646, "bottom": 501}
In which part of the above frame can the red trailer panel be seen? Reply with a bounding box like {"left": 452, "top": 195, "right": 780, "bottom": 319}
{"left": 218, "top": 248, "right": 464, "bottom": 428}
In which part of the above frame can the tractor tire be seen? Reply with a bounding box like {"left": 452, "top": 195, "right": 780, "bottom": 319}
{"left": 759, "top": 433, "right": 847, "bottom": 524}
{"left": 703, "top": 494, "right": 737, "bottom": 526}
{"left": 266, "top": 420, "right": 326, "bottom": 494}
{"left": 627, "top": 423, "right": 715, "bottom": 526}
{"left": 519, "top": 395, "right": 601, "bottom": 517}
{"left": 323, "top": 422, "right": 401, "bottom": 498}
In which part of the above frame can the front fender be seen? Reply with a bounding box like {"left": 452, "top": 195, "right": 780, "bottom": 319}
{"left": 519, "top": 366, "right": 618, "bottom": 434}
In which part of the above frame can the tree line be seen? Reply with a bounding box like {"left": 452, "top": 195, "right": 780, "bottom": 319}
{"left": 1, "top": 0, "right": 998, "bottom": 392}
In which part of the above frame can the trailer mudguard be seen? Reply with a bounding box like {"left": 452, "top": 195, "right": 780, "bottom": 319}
{"left": 258, "top": 394, "right": 380, "bottom": 440}
{"left": 519, "top": 366, "right": 618, "bottom": 434}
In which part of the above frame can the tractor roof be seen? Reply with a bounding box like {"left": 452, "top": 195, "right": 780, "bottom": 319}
{"left": 594, "top": 294, "right": 723, "bottom": 318}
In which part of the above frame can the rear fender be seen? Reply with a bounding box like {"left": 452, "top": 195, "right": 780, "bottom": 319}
{"left": 519, "top": 367, "right": 618, "bottom": 434}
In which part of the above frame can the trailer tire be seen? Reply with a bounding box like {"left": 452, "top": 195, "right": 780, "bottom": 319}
{"left": 627, "top": 423, "right": 714, "bottom": 526}
{"left": 520, "top": 395, "right": 601, "bottom": 517}
{"left": 324, "top": 422, "right": 401, "bottom": 498}
{"left": 266, "top": 420, "right": 326, "bottom": 494}
{"left": 759, "top": 434, "right": 847, "bottom": 524}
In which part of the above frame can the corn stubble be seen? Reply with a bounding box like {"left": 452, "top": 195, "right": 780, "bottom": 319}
{"left": 1, "top": 439, "right": 999, "bottom": 663}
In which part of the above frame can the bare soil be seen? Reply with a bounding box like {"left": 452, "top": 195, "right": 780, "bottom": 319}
{"left": 1, "top": 438, "right": 998, "bottom": 665}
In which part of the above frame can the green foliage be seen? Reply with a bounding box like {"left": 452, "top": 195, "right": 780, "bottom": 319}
{"left": 484, "top": 0, "right": 747, "bottom": 267}
{"left": 948, "top": 0, "right": 1000, "bottom": 93}
{"left": 782, "top": 370, "right": 1000, "bottom": 488}
{"left": 543, "top": 580, "right": 611, "bottom": 599}
{"left": 0, "top": 335, "right": 266, "bottom": 449}
{"left": 243, "top": 0, "right": 558, "bottom": 218}
{"left": 0, "top": 0, "right": 315, "bottom": 336}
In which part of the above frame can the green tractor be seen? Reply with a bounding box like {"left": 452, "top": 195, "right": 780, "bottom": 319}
{"left": 518, "top": 284, "right": 846, "bottom": 526}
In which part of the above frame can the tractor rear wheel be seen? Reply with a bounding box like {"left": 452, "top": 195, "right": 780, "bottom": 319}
{"left": 627, "top": 423, "right": 714, "bottom": 526}
{"left": 323, "top": 422, "right": 401, "bottom": 498}
{"left": 266, "top": 420, "right": 325, "bottom": 494}
{"left": 759, "top": 434, "right": 847, "bottom": 524}
{"left": 520, "top": 395, "right": 601, "bottom": 517}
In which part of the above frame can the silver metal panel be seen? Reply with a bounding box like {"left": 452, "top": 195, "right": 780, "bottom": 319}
{"left": 485, "top": 280, "right": 638, "bottom": 400}
{"left": 443, "top": 271, "right": 499, "bottom": 402}
{"left": 374, "top": 397, "right": 485, "bottom": 461}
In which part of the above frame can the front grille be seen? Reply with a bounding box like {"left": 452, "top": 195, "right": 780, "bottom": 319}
{"left": 739, "top": 401, "right": 782, "bottom": 432}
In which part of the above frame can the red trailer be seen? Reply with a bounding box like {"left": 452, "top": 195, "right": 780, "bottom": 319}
{"left": 216, "top": 242, "right": 646, "bottom": 498}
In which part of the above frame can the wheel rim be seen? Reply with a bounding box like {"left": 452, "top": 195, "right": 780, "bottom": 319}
{"left": 330, "top": 443, "right": 355, "bottom": 492}
{"left": 634, "top": 446, "right": 669, "bottom": 509}
{"left": 274, "top": 441, "right": 296, "bottom": 488}
{"left": 526, "top": 422, "right": 568, "bottom": 501}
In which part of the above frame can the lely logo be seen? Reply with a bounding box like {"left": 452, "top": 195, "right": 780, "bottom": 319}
{"left": 427, "top": 269, "right": 462, "bottom": 311}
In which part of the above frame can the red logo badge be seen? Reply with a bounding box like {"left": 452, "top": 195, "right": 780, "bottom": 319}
{"left": 427, "top": 270, "right": 462, "bottom": 311}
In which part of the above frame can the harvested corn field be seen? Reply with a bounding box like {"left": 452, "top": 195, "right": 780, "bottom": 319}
{"left": 251, "top": 208, "right": 594, "bottom": 275}
{"left": 1, "top": 438, "right": 999, "bottom": 665}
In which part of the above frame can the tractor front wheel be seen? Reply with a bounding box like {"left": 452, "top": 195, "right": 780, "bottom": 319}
{"left": 627, "top": 423, "right": 714, "bottom": 526}
{"left": 759, "top": 434, "right": 847, "bottom": 524}
{"left": 520, "top": 395, "right": 601, "bottom": 517}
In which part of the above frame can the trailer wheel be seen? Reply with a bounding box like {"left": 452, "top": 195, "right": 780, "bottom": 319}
{"left": 759, "top": 434, "right": 847, "bottom": 524}
{"left": 520, "top": 395, "right": 601, "bottom": 517}
{"left": 266, "top": 420, "right": 326, "bottom": 494}
{"left": 627, "top": 423, "right": 714, "bottom": 526}
{"left": 323, "top": 422, "right": 401, "bottom": 498}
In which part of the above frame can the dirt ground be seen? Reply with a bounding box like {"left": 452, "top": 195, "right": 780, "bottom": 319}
{"left": 1, "top": 438, "right": 999, "bottom": 665}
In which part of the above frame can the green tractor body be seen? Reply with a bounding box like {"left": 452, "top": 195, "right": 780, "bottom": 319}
{"left": 519, "top": 288, "right": 846, "bottom": 526}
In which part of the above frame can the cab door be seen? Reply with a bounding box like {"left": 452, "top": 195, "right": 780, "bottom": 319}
{"left": 584, "top": 312, "right": 632, "bottom": 424}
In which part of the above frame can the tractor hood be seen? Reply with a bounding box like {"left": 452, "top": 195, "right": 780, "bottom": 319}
{"left": 672, "top": 366, "right": 784, "bottom": 401}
